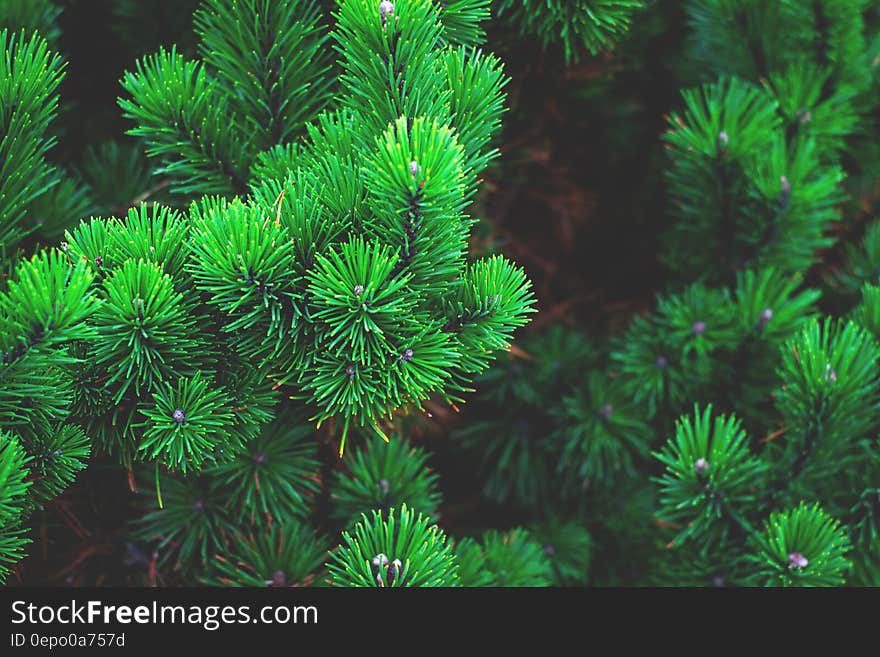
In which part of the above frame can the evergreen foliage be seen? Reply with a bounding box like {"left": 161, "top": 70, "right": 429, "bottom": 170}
{"left": 202, "top": 520, "right": 327, "bottom": 586}
{"left": 744, "top": 502, "right": 852, "bottom": 587}
{"left": 326, "top": 504, "right": 460, "bottom": 586}
{"left": 110, "top": 0, "right": 534, "bottom": 464}
{"left": 0, "top": 0, "right": 534, "bottom": 585}
{"left": 329, "top": 435, "right": 442, "bottom": 528}
{"left": 472, "top": 527, "right": 553, "bottom": 586}
{"left": 529, "top": 518, "right": 592, "bottom": 586}
{"left": 661, "top": 76, "right": 844, "bottom": 283}
{"left": 2, "top": 0, "right": 880, "bottom": 589}
{"left": 0, "top": 0, "right": 61, "bottom": 46}
{"left": 495, "top": 1, "right": 643, "bottom": 62}
{"left": 0, "top": 28, "right": 66, "bottom": 254}
{"left": 446, "top": 0, "right": 880, "bottom": 586}
{"left": 0, "top": 250, "right": 96, "bottom": 581}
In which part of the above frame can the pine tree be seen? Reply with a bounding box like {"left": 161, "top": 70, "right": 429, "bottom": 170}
{"left": 327, "top": 504, "right": 460, "bottom": 587}
{"left": 495, "top": 1, "right": 643, "bottom": 63}
{"left": 3, "top": 0, "right": 880, "bottom": 589}
{"left": 443, "top": 0, "right": 880, "bottom": 586}
{"left": 0, "top": 0, "right": 536, "bottom": 583}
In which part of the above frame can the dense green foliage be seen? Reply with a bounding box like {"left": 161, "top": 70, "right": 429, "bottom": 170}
{"left": 2, "top": 0, "right": 880, "bottom": 588}
{"left": 460, "top": 0, "right": 880, "bottom": 586}
{"left": 0, "top": 0, "right": 535, "bottom": 585}
{"left": 495, "top": 0, "right": 642, "bottom": 62}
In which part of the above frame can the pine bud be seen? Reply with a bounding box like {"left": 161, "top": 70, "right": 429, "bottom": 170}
{"left": 711, "top": 575, "right": 724, "bottom": 587}
{"left": 598, "top": 403, "right": 613, "bottom": 419}
{"left": 372, "top": 553, "right": 389, "bottom": 568}
{"left": 825, "top": 363, "right": 837, "bottom": 383}
{"left": 172, "top": 408, "right": 186, "bottom": 424}
{"left": 694, "top": 458, "right": 710, "bottom": 476}
{"left": 386, "top": 558, "right": 402, "bottom": 585}
{"left": 780, "top": 176, "right": 791, "bottom": 209}
{"left": 354, "top": 284, "right": 364, "bottom": 296}
{"left": 346, "top": 365, "right": 356, "bottom": 379}
{"left": 268, "top": 570, "right": 287, "bottom": 587}
{"left": 544, "top": 545, "right": 556, "bottom": 557}
{"left": 655, "top": 355, "right": 668, "bottom": 369}
{"left": 401, "top": 348, "right": 414, "bottom": 362}
{"left": 788, "top": 552, "right": 808, "bottom": 569}
{"left": 780, "top": 176, "right": 791, "bottom": 196}
{"left": 717, "top": 131, "right": 729, "bottom": 148}
{"left": 379, "top": 479, "right": 390, "bottom": 494}
{"left": 759, "top": 308, "right": 773, "bottom": 326}
{"left": 376, "top": 572, "right": 385, "bottom": 587}
{"left": 410, "top": 160, "right": 419, "bottom": 178}
{"left": 379, "top": 1, "right": 394, "bottom": 26}
{"left": 691, "top": 320, "right": 706, "bottom": 336}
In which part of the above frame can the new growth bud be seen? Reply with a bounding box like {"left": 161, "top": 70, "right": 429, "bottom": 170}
{"left": 717, "top": 131, "right": 729, "bottom": 149}
{"left": 780, "top": 176, "right": 791, "bottom": 195}
{"left": 410, "top": 160, "right": 419, "bottom": 178}
{"left": 788, "top": 552, "right": 808, "bottom": 569}
{"left": 694, "top": 458, "right": 710, "bottom": 476}
{"left": 372, "top": 553, "right": 402, "bottom": 587}
{"left": 780, "top": 176, "right": 791, "bottom": 209}
{"left": 172, "top": 408, "right": 186, "bottom": 424}
{"left": 825, "top": 363, "right": 837, "bottom": 383}
{"left": 759, "top": 308, "right": 773, "bottom": 326}
{"left": 385, "top": 558, "right": 403, "bottom": 585}
{"left": 379, "top": 1, "right": 394, "bottom": 27}
{"left": 691, "top": 320, "right": 706, "bottom": 336}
